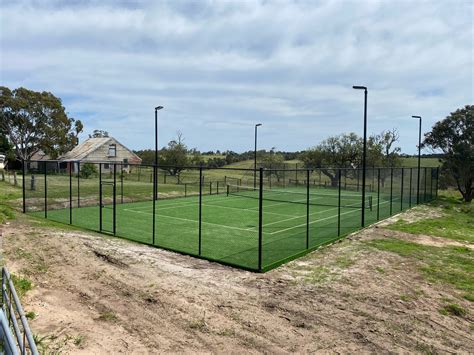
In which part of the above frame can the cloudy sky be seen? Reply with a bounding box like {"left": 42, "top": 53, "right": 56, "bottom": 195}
{"left": 1, "top": 0, "right": 472, "bottom": 154}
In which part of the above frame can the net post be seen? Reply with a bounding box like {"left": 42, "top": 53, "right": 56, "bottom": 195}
{"left": 377, "top": 168, "right": 380, "bottom": 220}
{"left": 199, "top": 167, "right": 203, "bottom": 256}
{"left": 390, "top": 167, "right": 393, "bottom": 215}
{"left": 113, "top": 163, "right": 117, "bottom": 235}
{"left": 152, "top": 165, "right": 156, "bottom": 245}
{"left": 22, "top": 160, "right": 26, "bottom": 213}
{"left": 99, "top": 163, "right": 102, "bottom": 232}
{"left": 306, "top": 169, "right": 309, "bottom": 249}
{"left": 338, "top": 169, "right": 342, "bottom": 236}
{"left": 77, "top": 161, "right": 81, "bottom": 208}
{"left": 44, "top": 161, "right": 47, "bottom": 219}
{"left": 226, "top": 184, "right": 229, "bottom": 196}
{"left": 69, "top": 162, "right": 72, "bottom": 224}
{"left": 409, "top": 168, "right": 412, "bottom": 208}
{"left": 258, "top": 167, "right": 263, "bottom": 271}
{"left": 400, "top": 168, "right": 404, "bottom": 211}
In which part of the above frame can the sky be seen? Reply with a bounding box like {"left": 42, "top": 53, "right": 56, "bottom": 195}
{"left": 1, "top": 0, "right": 472, "bottom": 154}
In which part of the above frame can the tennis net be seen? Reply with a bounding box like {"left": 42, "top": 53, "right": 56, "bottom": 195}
{"left": 226, "top": 184, "right": 372, "bottom": 209}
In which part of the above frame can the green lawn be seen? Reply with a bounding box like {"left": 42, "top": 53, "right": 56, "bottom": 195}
{"left": 386, "top": 190, "right": 474, "bottom": 244}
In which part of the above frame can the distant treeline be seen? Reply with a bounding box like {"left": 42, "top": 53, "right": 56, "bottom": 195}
{"left": 133, "top": 149, "right": 301, "bottom": 168}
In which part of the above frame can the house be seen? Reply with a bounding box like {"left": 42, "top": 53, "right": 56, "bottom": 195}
{"left": 28, "top": 150, "right": 56, "bottom": 172}
{"left": 60, "top": 136, "right": 142, "bottom": 173}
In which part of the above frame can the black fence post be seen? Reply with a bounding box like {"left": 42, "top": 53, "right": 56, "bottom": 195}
{"left": 409, "top": 168, "right": 412, "bottom": 208}
{"left": 99, "top": 163, "right": 102, "bottom": 232}
{"left": 198, "top": 167, "right": 203, "bottom": 256}
{"left": 258, "top": 167, "right": 263, "bottom": 271}
{"left": 338, "top": 169, "right": 342, "bottom": 236}
{"left": 77, "top": 162, "right": 81, "bottom": 208}
{"left": 435, "top": 167, "right": 439, "bottom": 198}
{"left": 357, "top": 169, "right": 360, "bottom": 192}
{"left": 306, "top": 169, "right": 309, "bottom": 249}
{"left": 377, "top": 168, "right": 380, "bottom": 220}
{"left": 22, "top": 160, "right": 26, "bottom": 213}
{"left": 113, "top": 164, "right": 117, "bottom": 235}
{"left": 120, "top": 167, "right": 124, "bottom": 204}
{"left": 44, "top": 161, "right": 47, "bottom": 219}
{"left": 152, "top": 165, "right": 156, "bottom": 245}
{"left": 69, "top": 163, "right": 72, "bottom": 224}
{"left": 390, "top": 168, "right": 393, "bottom": 215}
{"left": 400, "top": 168, "right": 404, "bottom": 211}
{"left": 429, "top": 168, "right": 433, "bottom": 200}
{"left": 423, "top": 167, "right": 428, "bottom": 202}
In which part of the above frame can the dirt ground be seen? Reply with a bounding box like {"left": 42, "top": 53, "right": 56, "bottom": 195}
{"left": 1, "top": 209, "right": 473, "bottom": 354}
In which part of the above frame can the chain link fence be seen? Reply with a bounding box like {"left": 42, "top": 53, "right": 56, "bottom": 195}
{"left": 22, "top": 160, "right": 439, "bottom": 271}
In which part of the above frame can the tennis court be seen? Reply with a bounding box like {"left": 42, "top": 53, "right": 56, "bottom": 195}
{"left": 24, "top": 162, "right": 438, "bottom": 271}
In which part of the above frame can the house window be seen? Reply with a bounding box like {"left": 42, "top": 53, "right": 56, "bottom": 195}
{"left": 104, "top": 163, "right": 110, "bottom": 169}
{"left": 123, "top": 158, "right": 129, "bottom": 168}
{"left": 108, "top": 144, "right": 117, "bottom": 157}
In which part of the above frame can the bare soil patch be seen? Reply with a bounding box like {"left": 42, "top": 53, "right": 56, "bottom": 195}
{"left": 1, "top": 211, "right": 473, "bottom": 353}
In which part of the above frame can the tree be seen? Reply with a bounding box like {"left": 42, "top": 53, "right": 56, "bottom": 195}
{"left": 133, "top": 149, "right": 155, "bottom": 165}
{"left": 0, "top": 86, "right": 83, "bottom": 161}
{"left": 260, "top": 147, "right": 285, "bottom": 178}
{"left": 423, "top": 105, "right": 473, "bottom": 202}
{"left": 368, "top": 128, "right": 401, "bottom": 186}
{"left": 300, "top": 133, "right": 362, "bottom": 186}
{"left": 158, "top": 131, "right": 189, "bottom": 176}
{"left": 89, "top": 130, "right": 109, "bottom": 138}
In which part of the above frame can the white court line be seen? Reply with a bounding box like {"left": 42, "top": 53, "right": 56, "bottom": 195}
{"left": 128, "top": 193, "right": 250, "bottom": 211}
{"left": 202, "top": 203, "right": 288, "bottom": 217}
{"left": 267, "top": 199, "right": 391, "bottom": 235}
{"left": 124, "top": 208, "right": 260, "bottom": 233}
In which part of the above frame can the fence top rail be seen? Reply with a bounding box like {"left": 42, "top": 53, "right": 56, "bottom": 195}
{"left": 23, "top": 160, "right": 439, "bottom": 172}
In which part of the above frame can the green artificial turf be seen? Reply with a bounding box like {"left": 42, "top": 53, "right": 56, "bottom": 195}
{"left": 25, "top": 167, "right": 438, "bottom": 271}
{"left": 28, "top": 182, "right": 436, "bottom": 271}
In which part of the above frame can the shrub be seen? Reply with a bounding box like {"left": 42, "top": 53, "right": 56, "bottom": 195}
{"left": 80, "top": 163, "right": 97, "bottom": 179}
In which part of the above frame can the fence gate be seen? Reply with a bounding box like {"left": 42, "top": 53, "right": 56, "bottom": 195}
{"left": 99, "top": 164, "right": 116, "bottom": 235}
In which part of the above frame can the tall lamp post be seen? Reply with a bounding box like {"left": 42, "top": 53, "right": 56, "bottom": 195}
{"left": 254, "top": 123, "right": 262, "bottom": 189}
{"left": 352, "top": 85, "right": 368, "bottom": 227}
{"left": 154, "top": 106, "right": 164, "bottom": 200}
{"left": 412, "top": 115, "right": 422, "bottom": 204}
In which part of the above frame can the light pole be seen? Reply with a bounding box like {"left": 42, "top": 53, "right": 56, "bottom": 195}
{"left": 353, "top": 85, "right": 368, "bottom": 227}
{"left": 254, "top": 123, "right": 262, "bottom": 189}
{"left": 412, "top": 115, "right": 422, "bottom": 204}
{"left": 154, "top": 106, "right": 164, "bottom": 200}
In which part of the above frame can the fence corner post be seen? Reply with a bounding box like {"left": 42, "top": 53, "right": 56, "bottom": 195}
{"left": 22, "top": 159, "right": 26, "bottom": 213}
{"left": 258, "top": 167, "right": 263, "bottom": 271}
{"left": 198, "top": 166, "right": 203, "bottom": 256}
